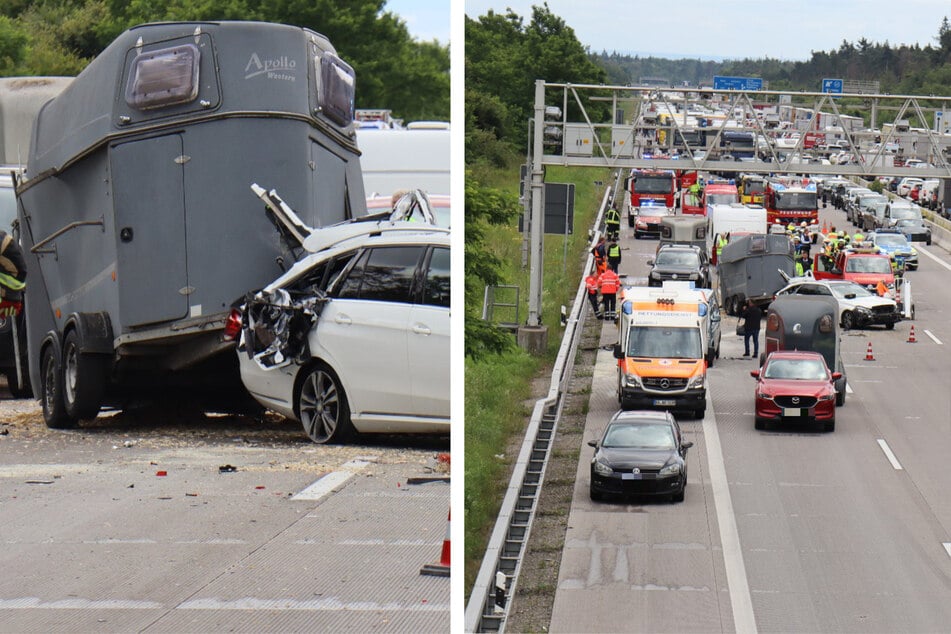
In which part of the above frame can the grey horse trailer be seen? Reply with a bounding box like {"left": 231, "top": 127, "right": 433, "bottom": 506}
{"left": 17, "top": 21, "right": 366, "bottom": 427}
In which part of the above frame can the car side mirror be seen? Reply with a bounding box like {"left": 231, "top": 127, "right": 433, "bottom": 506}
{"left": 831, "top": 268, "right": 842, "bottom": 275}
{"left": 613, "top": 343, "right": 623, "bottom": 359}
{"left": 844, "top": 293, "right": 856, "bottom": 299}
{"left": 681, "top": 441, "right": 694, "bottom": 451}
{"left": 646, "top": 259, "right": 654, "bottom": 266}
{"left": 587, "top": 440, "right": 598, "bottom": 448}
{"left": 831, "top": 372, "right": 843, "bottom": 381}
{"left": 750, "top": 369, "right": 760, "bottom": 378}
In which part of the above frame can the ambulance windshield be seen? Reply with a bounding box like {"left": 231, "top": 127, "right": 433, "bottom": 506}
{"left": 627, "top": 326, "right": 702, "bottom": 359}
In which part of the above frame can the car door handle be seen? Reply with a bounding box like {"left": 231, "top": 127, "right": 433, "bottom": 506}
{"left": 334, "top": 315, "right": 352, "bottom": 325}
{"left": 412, "top": 324, "right": 431, "bottom": 335}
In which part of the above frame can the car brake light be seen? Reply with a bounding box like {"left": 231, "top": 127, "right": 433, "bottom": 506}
{"left": 223, "top": 307, "right": 242, "bottom": 342}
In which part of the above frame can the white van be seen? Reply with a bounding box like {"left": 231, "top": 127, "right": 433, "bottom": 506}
{"left": 356, "top": 127, "right": 450, "bottom": 198}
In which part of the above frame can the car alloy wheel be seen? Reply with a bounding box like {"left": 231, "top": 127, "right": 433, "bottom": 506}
{"left": 297, "top": 363, "right": 353, "bottom": 444}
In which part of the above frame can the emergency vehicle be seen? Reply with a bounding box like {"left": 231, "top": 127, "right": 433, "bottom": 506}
{"left": 764, "top": 177, "right": 818, "bottom": 225}
{"left": 628, "top": 168, "right": 677, "bottom": 208}
{"left": 738, "top": 174, "right": 767, "bottom": 205}
{"left": 682, "top": 179, "right": 739, "bottom": 217}
{"left": 812, "top": 247, "right": 897, "bottom": 299}
{"left": 613, "top": 285, "right": 708, "bottom": 418}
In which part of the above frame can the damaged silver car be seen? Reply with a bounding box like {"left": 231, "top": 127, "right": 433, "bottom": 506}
{"left": 234, "top": 188, "right": 450, "bottom": 444}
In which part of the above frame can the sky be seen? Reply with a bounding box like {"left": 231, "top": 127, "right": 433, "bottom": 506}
{"left": 385, "top": 0, "right": 452, "bottom": 43}
{"left": 464, "top": 0, "right": 951, "bottom": 61}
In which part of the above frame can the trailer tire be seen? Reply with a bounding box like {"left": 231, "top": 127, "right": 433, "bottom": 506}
{"left": 42, "top": 345, "right": 76, "bottom": 429}
{"left": 62, "top": 329, "right": 106, "bottom": 421}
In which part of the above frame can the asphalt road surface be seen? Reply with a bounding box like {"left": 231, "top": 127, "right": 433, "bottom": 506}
{"left": 0, "top": 399, "right": 450, "bottom": 633}
{"left": 548, "top": 200, "right": 951, "bottom": 632}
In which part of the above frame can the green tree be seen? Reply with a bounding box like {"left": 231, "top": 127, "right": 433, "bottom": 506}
{"left": 464, "top": 172, "right": 520, "bottom": 359}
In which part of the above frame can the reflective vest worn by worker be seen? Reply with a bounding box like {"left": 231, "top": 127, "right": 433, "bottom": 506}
{"left": 0, "top": 231, "right": 26, "bottom": 317}
{"left": 585, "top": 273, "right": 599, "bottom": 294}
{"left": 608, "top": 243, "right": 621, "bottom": 259}
{"left": 605, "top": 207, "right": 620, "bottom": 229}
{"left": 598, "top": 269, "right": 620, "bottom": 295}
{"left": 716, "top": 234, "right": 728, "bottom": 257}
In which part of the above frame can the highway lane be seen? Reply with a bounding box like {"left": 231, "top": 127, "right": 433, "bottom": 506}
{"left": 549, "top": 193, "right": 951, "bottom": 632}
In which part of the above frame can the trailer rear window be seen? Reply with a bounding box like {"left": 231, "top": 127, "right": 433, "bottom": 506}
{"left": 125, "top": 44, "right": 200, "bottom": 110}
{"left": 317, "top": 52, "right": 355, "bottom": 126}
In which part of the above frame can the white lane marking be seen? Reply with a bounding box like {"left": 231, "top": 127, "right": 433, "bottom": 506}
{"left": 944, "top": 543, "right": 951, "bottom": 559}
{"left": 291, "top": 459, "right": 371, "bottom": 501}
{"left": 0, "top": 598, "right": 162, "bottom": 609}
{"left": 877, "top": 439, "right": 903, "bottom": 470}
{"left": 702, "top": 398, "right": 758, "bottom": 634}
{"left": 916, "top": 244, "right": 951, "bottom": 271}
{"left": 845, "top": 382, "right": 853, "bottom": 394}
{"left": 178, "top": 597, "right": 449, "bottom": 611}
{"left": 924, "top": 329, "right": 943, "bottom": 345}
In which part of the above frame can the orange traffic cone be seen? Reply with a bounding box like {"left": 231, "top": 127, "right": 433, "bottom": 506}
{"left": 864, "top": 341, "right": 875, "bottom": 361}
{"left": 821, "top": 219, "right": 828, "bottom": 234}
{"left": 420, "top": 509, "right": 451, "bottom": 577}
{"left": 908, "top": 324, "right": 917, "bottom": 343}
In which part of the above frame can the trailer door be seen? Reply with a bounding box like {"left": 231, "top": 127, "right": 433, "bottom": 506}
{"left": 111, "top": 134, "right": 188, "bottom": 327}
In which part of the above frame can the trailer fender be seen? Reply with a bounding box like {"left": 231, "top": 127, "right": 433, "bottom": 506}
{"left": 63, "top": 312, "right": 114, "bottom": 356}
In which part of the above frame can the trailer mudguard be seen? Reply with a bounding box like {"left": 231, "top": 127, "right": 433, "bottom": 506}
{"left": 63, "top": 312, "right": 114, "bottom": 356}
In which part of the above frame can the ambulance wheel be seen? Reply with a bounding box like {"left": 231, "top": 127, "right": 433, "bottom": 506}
{"left": 62, "top": 329, "right": 106, "bottom": 421}
{"left": 885, "top": 322, "right": 895, "bottom": 330}
{"left": 841, "top": 311, "right": 855, "bottom": 331}
{"left": 41, "top": 344, "right": 76, "bottom": 429}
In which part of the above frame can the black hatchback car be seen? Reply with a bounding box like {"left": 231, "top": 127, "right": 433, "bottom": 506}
{"left": 589, "top": 410, "right": 693, "bottom": 502}
{"left": 647, "top": 243, "right": 710, "bottom": 288}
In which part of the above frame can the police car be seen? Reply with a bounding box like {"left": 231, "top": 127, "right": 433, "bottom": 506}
{"left": 866, "top": 229, "right": 918, "bottom": 270}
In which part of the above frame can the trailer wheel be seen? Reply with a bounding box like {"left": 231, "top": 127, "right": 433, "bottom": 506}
{"left": 62, "top": 329, "right": 106, "bottom": 421}
{"left": 42, "top": 345, "right": 76, "bottom": 429}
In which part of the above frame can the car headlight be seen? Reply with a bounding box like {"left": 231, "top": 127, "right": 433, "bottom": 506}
{"left": 855, "top": 306, "right": 872, "bottom": 314}
{"left": 650, "top": 271, "right": 661, "bottom": 279}
{"left": 659, "top": 462, "right": 681, "bottom": 476}
{"left": 818, "top": 392, "right": 836, "bottom": 401}
{"left": 911, "top": 248, "right": 918, "bottom": 256}
{"left": 687, "top": 374, "right": 705, "bottom": 389}
{"left": 756, "top": 391, "right": 770, "bottom": 399}
{"left": 624, "top": 373, "right": 642, "bottom": 388}
{"left": 593, "top": 456, "right": 613, "bottom": 476}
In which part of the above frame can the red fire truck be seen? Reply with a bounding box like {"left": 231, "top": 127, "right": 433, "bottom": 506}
{"left": 628, "top": 168, "right": 676, "bottom": 208}
{"left": 764, "top": 177, "right": 818, "bottom": 225}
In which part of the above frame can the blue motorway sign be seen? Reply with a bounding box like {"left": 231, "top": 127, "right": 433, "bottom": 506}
{"left": 713, "top": 75, "right": 763, "bottom": 91}
{"left": 822, "top": 78, "right": 843, "bottom": 94}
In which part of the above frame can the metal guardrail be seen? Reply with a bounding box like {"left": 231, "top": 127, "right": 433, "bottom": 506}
{"left": 465, "top": 172, "right": 623, "bottom": 632}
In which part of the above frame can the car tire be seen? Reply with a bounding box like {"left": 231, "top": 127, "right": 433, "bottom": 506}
{"left": 41, "top": 345, "right": 76, "bottom": 429}
{"left": 841, "top": 310, "right": 855, "bottom": 331}
{"left": 835, "top": 389, "right": 845, "bottom": 407}
{"left": 824, "top": 420, "right": 835, "bottom": 432}
{"left": 297, "top": 362, "right": 354, "bottom": 444}
{"left": 885, "top": 322, "right": 895, "bottom": 330}
{"left": 62, "top": 329, "right": 106, "bottom": 422}
{"left": 706, "top": 351, "right": 714, "bottom": 368}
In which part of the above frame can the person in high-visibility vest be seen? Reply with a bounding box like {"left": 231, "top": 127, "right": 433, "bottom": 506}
{"left": 598, "top": 267, "right": 620, "bottom": 319}
{"left": 585, "top": 271, "right": 601, "bottom": 319}
{"left": 852, "top": 231, "right": 864, "bottom": 243}
{"left": 795, "top": 251, "right": 811, "bottom": 277}
{"left": 0, "top": 231, "right": 26, "bottom": 318}
{"left": 715, "top": 232, "right": 729, "bottom": 258}
{"left": 591, "top": 237, "right": 607, "bottom": 275}
{"left": 604, "top": 206, "right": 621, "bottom": 240}
{"left": 607, "top": 240, "right": 621, "bottom": 272}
